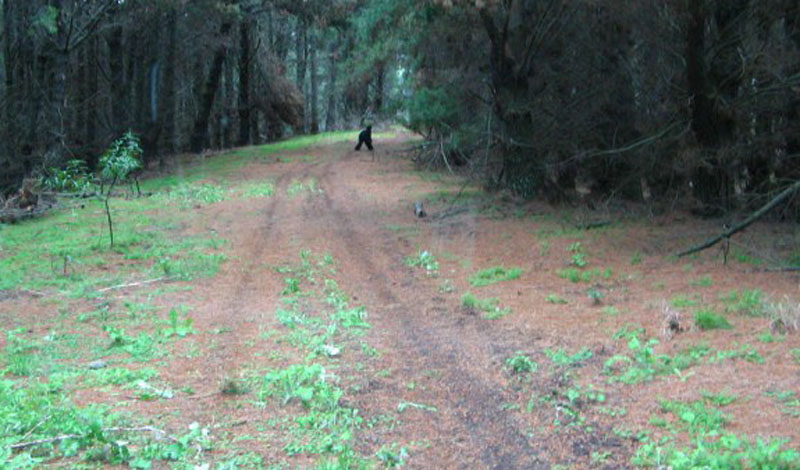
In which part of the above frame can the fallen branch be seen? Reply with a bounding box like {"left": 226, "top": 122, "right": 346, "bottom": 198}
{"left": 9, "top": 426, "right": 177, "bottom": 451}
{"left": 96, "top": 277, "right": 172, "bottom": 293}
{"left": 676, "top": 180, "right": 800, "bottom": 258}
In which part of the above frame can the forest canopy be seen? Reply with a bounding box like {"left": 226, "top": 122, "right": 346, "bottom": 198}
{"left": 1, "top": 0, "right": 799, "bottom": 217}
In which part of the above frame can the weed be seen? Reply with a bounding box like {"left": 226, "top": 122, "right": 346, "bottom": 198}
{"left": 545, "top": 294, "right": 568, "bottom": 304}
{"left": 792, "top": 349, "right": 800, "bottom": 365}
{"left": 587, "top": 287, "right": 604, "bottom": 304}
{"left": 544, "top": 347, "right": 593, "bottom": 367}
{"left": 634, "top": 397, "right": 798, "bottom": 469}
{"left": 376, "top": 444, "right": 409, "bottom": 468}
{"left": 439, "top": 279, "right": 454, "bottom": 293}
{"left": 239, "top": 181, "right": 275, "bottom": 198}
{"left": 602, "top": 306, "right": 620, "bottom": 316}
{"left": 765, "top": 389, "right": 800, "bottom": 418}
{"left": 670, "top": 294, "right": 699, "bottom": 308}
{"left": 694, "top": 309, "right": 733, "bottom": 330}
{"left": 468, "top": 266, "right": 522, "bottom": 287}
{"left": 461, "top": 292, "right": 511, "bottom": 319}
{"left": 158, "top": 182, "right": 227, "bottom": 206}
{"left": 405, "top": 250, "right": 439, "bottom": 274}
{"left": 162, "top": 307, "right": 197, "bottom": 338}
{"left": 505, "top": 352, "right": 538, "bottom": 374}
{"left": 721, "top": 289, "right": 766, "bottom": 316}
{"left": 571, "top": 253, "right": 588, "bottom": 267}
{"left": 690, "top": 275, "right": 713, "bottom": 287}
{"left": 630, "top": 251, "right": 643, "bottom": 265}
{"left": 766, "top": 298, "right": 800, "bottom": 333}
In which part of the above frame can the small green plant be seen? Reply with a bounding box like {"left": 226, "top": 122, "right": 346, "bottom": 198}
{"left": 376, "top": 444, "right": 409, "bottom": 468}
{"left": 630, "top": 251, "right": 643, "bottom": 265}
{"left": 545, "top": 294, "right": 568, "bottom": 304}
{"left": 602, "top": 306, "right": 621, "bottom": 316}
{"left": 571, "top": 253, "right": 588, "bottom": 267}
{"left": 162, "top": 307, "right": 197, "bottom": 338}
{"left": 671, "top": 294, "right": 699, "bottom": 308}
{"left": 588, "top": 287, "right": 604, "bottom": 304}
{"left": 722, "top": 289, "right": 766, "bottom": 316}
{"left": 41, "top": 159, "right": 94, "bottom": 193}
{"left": 690, "top": 275, "right": 713, "bottom": 287}
{"left": 98, "top": 131, "right": 143, "bottom": 247}
{"left": 461, "top": 292, "right": 511, "bottom": 319}
{"left": 505, "top": 352, "right": 538, "bottom": 374}
{"left": 240, "top": 181, "right": 275, "bottom": 198}
{"left": 545, "top": 347, "right": 593, "bottom": 367}
{"left": 694, "top": 309, "right": 733, "bottom": 331}
{"left": 405, "top": 250, "right": 439, "bottom": 274}
{"left": 468, "top": 266, "right": 522, "bottom": 287}
{"left": 567, "top": 242, "right": 583, "bottom": 253}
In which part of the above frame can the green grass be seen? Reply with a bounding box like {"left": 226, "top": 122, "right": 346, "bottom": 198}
{"left": 721, "top": 289, "right": 766, "bottom": 316}
{"left": 468, "top": 266, "right": 522, "bottom": 287}
{"left": 694, "top": 309, "right": 733, "bottom": 330}
{"left": 461, "top": 292, "right": 511, "bottom": 319}
{"left": 634, "top": 397, "right": 798, "bottom": 469}
{"left": 238, "top": 180, "right": 275, "bottom": 198}
{"left": 545, "top": 293, "right": 568, "bottom": 304}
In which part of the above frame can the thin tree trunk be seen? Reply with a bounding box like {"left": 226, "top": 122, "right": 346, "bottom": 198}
{"left": 108, "top": 26, "right": 126, "bottom": 134}
{"left": 190, "top": 20, "right": 232, "bottom": 153}
{"left": 86, "top": 36, "right": 98, "bottom": 161}
{"left": 237, "top": 19, "right": 252, "bottom": 146}
{"left": 295, "top": 16, "right": 307, "bottom": 133}
{"left": 160, "top": 6, "right": 177, "bottom": 157}
{"left": 325, "top": 39, "right": 338, "bottom": 131}
{"left": 309, "top": 31, "right": 319, "bottom": 134}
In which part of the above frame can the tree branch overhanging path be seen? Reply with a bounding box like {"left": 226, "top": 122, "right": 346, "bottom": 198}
{"left": 676, "top": 179, "right": 800, "bottom": 259}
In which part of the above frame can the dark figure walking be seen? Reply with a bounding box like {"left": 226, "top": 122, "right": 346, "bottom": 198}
{"left": 355, "top": 125, "right": 373, "bottom": 151}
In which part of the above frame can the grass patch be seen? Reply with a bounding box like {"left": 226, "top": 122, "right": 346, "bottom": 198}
{"left": 721, "top": 289, "right": 766, "bottom": 316}
{"left": 694, "top": 309, "right": 733, "bottom": 331}
{"left": 461, "top": 292, "right": 511, "bottom": 319}
{"left": 468, "top": 266, "right": 522, "bottom": 287}
{"left": 238, "top": 181, "right": 275, "bottom": 198}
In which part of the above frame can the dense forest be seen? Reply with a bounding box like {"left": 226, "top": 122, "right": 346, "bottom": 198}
{"left": 2, "top": 0, "right": 799, "bottom": 217}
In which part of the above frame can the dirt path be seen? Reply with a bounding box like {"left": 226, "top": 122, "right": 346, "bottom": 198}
{"left": 12, "top": 134, "right": 795, "bottom": 469}
{"left": 156, "top": 139, "right": 553, "bottom": 468}
{"left": 151, "top": 135, "right": 798, "bottom": 469}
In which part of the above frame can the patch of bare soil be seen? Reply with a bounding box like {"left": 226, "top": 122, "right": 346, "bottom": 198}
{"left": 3, "top": 133, "right": 798, "bottom": 469}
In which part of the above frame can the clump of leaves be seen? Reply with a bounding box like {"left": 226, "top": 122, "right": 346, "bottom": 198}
{"left": 505, "top": 352, "right": 538, "bottom": 374}
{"left": 162, "top": 308, "right": 196, "bottom": 338}
{"left": 41, "top": 159, "right": 94, "bottom": 193}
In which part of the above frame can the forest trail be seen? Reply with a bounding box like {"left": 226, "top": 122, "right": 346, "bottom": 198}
{"left": 169, "top": 136, "right": 551, "bottom": 469}
{"left": 5, "top": 133, "right": 796, "bottom": 469}
{"left": 135, "top": 133, "right": 798, "bottom": 469}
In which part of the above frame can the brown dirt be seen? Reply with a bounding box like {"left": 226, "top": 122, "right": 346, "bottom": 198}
{"left": 3, "top": 133, "right": 799, "bottom": 469}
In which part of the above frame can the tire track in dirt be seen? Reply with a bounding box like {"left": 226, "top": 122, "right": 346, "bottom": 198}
{"left": 302, "top": 153, "right": 548, "bottom": 469}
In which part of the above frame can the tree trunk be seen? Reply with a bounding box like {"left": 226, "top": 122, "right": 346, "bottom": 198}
{"left": 190, "top": 20, "right": 232, "bottom": 153}
{"left": 237, "top": 18, "right": 252, "bottom": 146}
{"left": 373, "top": 62, "right": 384, "bottom": 113}
{"left": 160, "top": 6, "right": 178, "bottom": 156}
{"left": 309, "top": 31, "right": 319, "bottom": 134}
{"left": 295, "top": 16, "right": 307, "bottom": 133}
{"left": 325, "top": 39, "right": 338, "bottom": 131}
{"left": 86, "top": 35, "right": 98, "bottom": 162}
{"left": 686, "top": 0, "right": 717, "bottom": 147}
{"left": 108, "top": 26, "right": 126, "bottom": 134}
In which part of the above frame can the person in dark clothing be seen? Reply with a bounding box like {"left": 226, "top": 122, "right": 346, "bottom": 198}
{"left": 355, "top": 125, "right": 373, "bottom": 151}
